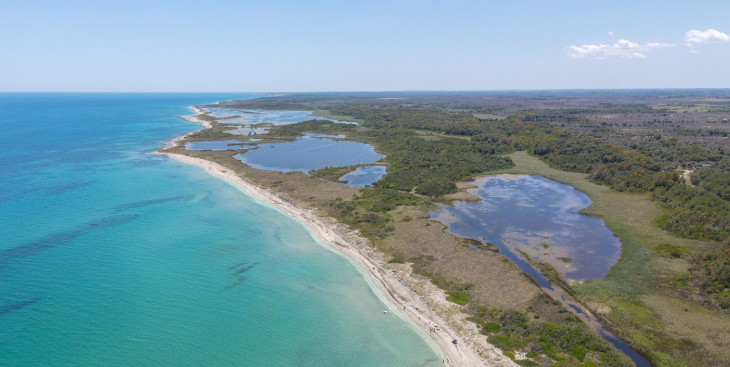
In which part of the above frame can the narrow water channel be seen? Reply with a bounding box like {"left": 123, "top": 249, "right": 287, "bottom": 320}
{"left": 429, "top": 174, "right": 652, "bottom": 367}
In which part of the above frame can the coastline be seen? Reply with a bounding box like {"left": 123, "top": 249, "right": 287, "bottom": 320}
{"left": 154, "top": 151, "right": 489, "bottom": 366}
{"left": 151, "top": 105, "right": 517, "bottom": 366}
{"left": 158, "top": 107, "right": 211, "bottom": 150}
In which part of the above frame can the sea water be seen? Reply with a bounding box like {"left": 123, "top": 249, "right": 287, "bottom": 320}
{"left": 0, "top": 93, "right": 440, "bottom": 367}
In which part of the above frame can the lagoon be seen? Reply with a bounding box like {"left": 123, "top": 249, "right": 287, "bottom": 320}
{"left": 430, "top": 174, "right": 621, "bottom": 284}
{"left": 339, "top": 166, "right": 387, "bottom": 187}
{"left": 429, "top": 174, "right": 652, "bottom": 367}
{"left": 234, "top": 135, "right": 384, "bottom": 174}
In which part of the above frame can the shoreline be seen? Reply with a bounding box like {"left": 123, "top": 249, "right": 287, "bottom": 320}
{"left": 151, "top": 105, "right": 510, "bottom": 366}
{"left": 154, "top": 151, "right": 488, "bottom": 366}
{"left": 158, "top": 107, "right": 211, "bottom": 150}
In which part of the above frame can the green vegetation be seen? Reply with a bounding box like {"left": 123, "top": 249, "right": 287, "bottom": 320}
{"left": 187, "top": 122, "right": 239, "bottom": 140}
{"left": 476, "top": 295, "right": 634, "bottom": 367}
{"left": 309, "top": 166, "right": 354, "bottom": 183}
{"left": 324, "top": 102, "right": 730, "bottom": 243}
{"left": 192, "top": 93, "right": 730, "bottom": 366}
{"left": 691, "top": 244, "right": 730, "bottom": 305}
{"left": 368, "top": 129, "right": 512, "bottom": 196}
{"left": 653, "top": 243, "right": 690, "bottom": 258}
{"left": 446, "top": 291, "right": 470, "bottom": 305}
{"left": 269, "top": 119, "right": 357, "bottom": 137}
{"left": 484, "top": 322, "right": 502, "bottom": 333}
{"left": 327, "top": 188, "right": 424, "bottom": 240}
{"left": 496, "top": 151, "right": 730, "bottom": 366}
{"left": 462, "top": 237, "right": 499, "bottom": 252}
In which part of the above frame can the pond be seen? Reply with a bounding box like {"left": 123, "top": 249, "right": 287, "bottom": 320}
{"left": 338, "top": 166, "right": 387, "bottom": 187}
{"left": 429, "top": 174, "right": 652, "bottom": 367}
{"left": 233, "top": 135, "right": 384, "bottom": 174}
{"left": 430, "top": 174, "right": 620, "bottom": 284}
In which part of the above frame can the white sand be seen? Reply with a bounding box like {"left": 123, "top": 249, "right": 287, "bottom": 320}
{"left": 152, "top": 106, "right": 518, "bottom": 367}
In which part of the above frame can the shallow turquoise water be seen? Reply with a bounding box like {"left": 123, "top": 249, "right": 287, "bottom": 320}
{"left": 0, "top": 93, "right": 440, "bottom": 366}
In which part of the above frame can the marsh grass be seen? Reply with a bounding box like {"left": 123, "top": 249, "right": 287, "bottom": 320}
{"left": 487, "top": 151, "right": 730, "bottom": 366}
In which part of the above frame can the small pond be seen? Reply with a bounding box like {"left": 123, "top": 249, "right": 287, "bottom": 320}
{"left": 233, "top": 135, "right": 384, "bottom": 174}
{"left": 184, "top": 140, "right": 253, "bottom": 151}
{"left": 339, "top": 166, "right": 387, "bottom": 187}
{"left": 430, "top": 174, "right": 621, "bottom": 284}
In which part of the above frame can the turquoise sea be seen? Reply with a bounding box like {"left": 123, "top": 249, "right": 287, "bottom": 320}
{"left": 0, "top": 94, "right": 441, "bottom": 366}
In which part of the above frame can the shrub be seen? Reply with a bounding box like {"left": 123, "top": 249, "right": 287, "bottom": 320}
{"left": 654, "top": 243, "right": 690, "bottom": 258}
{"left": 483, "top": 322, "right": 501, "bottom": 333}
{"left": 446, "top": 291, "right": 470, "bottom": 305}
{"left": 487, "top": 335, "right": 512, "bottom": 351}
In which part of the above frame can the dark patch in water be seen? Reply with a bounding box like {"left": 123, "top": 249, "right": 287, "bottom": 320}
{"left": 0, "top": 214, "right": 139, "bottom": 264}
{"left": 225, "top": 276, "right": 247, "bottom": 290}
{"left": 0, "top": 298, "right": 41, "bottom": 317}
{"left": 224, "top": 262, "right": 258, "bottom": 289}
{"left": 234, "top": 262, "right": 259, "bottom": 275}
{"left": 227, "top": 262, "right": 247, "bottom": 271}
{"left": 113, "top": 195, "right": 191, "bottom": 211}
{"left": 45, "top": 181, "right": 92, "bottom": 195}
{"left": 568, "top": 304, "right": 589, "bottom": 317}
{"left": 84, "top": 214, "right": 139, "bottom": 230}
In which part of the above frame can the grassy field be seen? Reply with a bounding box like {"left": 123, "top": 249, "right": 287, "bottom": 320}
{"left": 488, "top": 151, "right": 730, "bottom": 366}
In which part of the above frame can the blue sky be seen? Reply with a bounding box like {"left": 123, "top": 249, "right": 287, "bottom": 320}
{"left": 1, "top": 0, "right": 728, "bottom": 91}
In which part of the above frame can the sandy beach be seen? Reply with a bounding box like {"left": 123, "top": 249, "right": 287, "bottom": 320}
{"left": 153, "top": 107, "right": 520, "bottom": 367}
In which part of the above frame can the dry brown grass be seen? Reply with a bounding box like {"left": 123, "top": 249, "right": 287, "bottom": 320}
{"left": 380, "top": 205, "right": 540, "bottom": 310}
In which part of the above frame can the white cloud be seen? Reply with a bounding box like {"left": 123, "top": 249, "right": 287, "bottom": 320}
{"left": 690, "top": 50, "right": 699, "bottom": 54}
{"left": 684, "top": 29, "right": 729, "bottom": 45}
{"left": 567, "top": 39, "right": 674, "bottom": 59}
{"left": 608, "top": 31, "right": 614, "bottom": 36}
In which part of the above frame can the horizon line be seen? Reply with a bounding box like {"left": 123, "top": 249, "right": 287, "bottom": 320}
{"left": 2, "top": 88, "right": 730, "bottom": 94}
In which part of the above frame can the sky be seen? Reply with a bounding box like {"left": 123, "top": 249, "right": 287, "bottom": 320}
{"left": 1, "top": 0, "right": 728, "bottom": 92}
